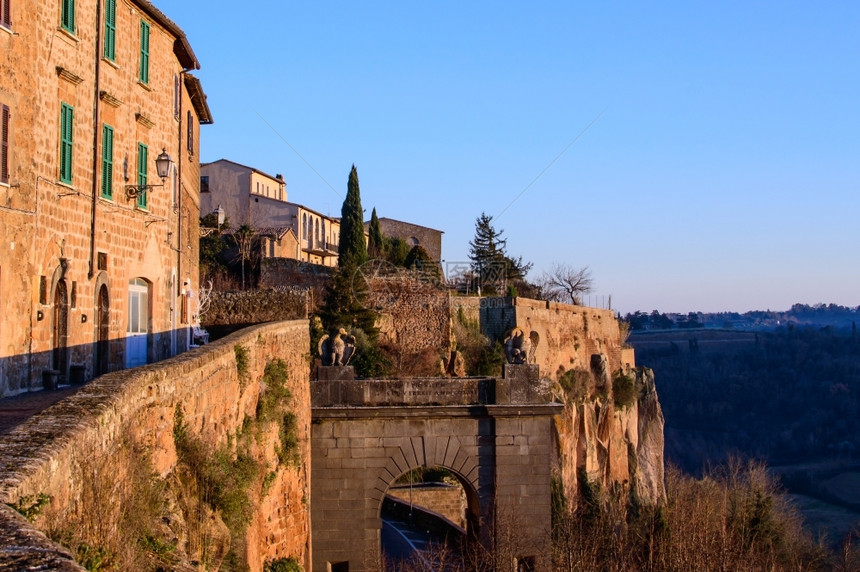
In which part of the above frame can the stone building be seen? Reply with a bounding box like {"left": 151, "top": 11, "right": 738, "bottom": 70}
{"left": 367, "top": 217, "right": 444, "bottom": 262}
{"left": 0, "top": 0, "right": 212, "bottom": 395}
{"left": 200, "top": 158, "right": 341, "bottom": 266}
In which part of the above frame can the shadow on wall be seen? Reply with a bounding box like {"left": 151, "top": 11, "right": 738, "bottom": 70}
{"left": 0, "top": 327, "right": 199, "bottom": 397}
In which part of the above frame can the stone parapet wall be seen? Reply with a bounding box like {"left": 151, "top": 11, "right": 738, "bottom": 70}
{"left": 0, "top": 321, "right": 312, "bottom": 571}
{"left": 312, "top": 377, "right": 495, "bottom": 407}
{"left": 259, "top": 258, "right": 334, "bottom": 311}
{"left": 450, "top": 295, "right": 482, "bottom": 325}
{"left": 480, "top": 296, "right": 633, "bottom": 379}
{"left": 367, "top": 274, "right": 450, "bottom": 354}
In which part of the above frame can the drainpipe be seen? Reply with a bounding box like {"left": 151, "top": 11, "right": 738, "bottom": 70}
{"left": 89, "top": 0, "right": 104, "bottom": 279}
{"left": 177, "top": 72, "right": 184, "bottom": 299}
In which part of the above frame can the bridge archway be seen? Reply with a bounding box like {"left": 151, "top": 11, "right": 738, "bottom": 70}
{"left": 380, "top": 465, "right": 480, "bottom": 569}
{"left": 311, "top": 399, "right": 561, "bottom": 572}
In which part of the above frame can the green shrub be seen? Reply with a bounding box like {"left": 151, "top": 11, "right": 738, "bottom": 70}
{"left": 234, "top": 344, "right": 250, "bottom": 382}
{"left": 173, "top": 407, "right": 261, "bottom": 567}
{"left": 262, "top": 470, "right": 277, "bottom": 495}
{"left": 349, "top": 327, "right": 393, "bottom": 378}
{"left": 277, "top": 412, "right": 300, "bottom": 466}
{"left": 558, "top": 368, "right": 591, "bottom": 402}
{"left": 612, "top": 371, "right": 637, "bottom": 409}
{"left": 75, "top": 543, "right": 113, "bottom": 572}
{"left": 264, "top": 556, "right": 303, "bottom": 571}
{"left": 474, "top": 341, "right": 505, "bottom": 377}
{"left": 257, "top": 359, "right": 292, "bottom": 421}
{"left": 7, "top": 493, "right": 51, "bottom": 522}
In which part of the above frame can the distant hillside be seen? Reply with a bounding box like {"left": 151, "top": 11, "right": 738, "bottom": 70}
{"left": 630, "top": 326, "right": 860, "bottom": 472}
{"left": 624, "top": 303, "right": 859, "bottom": 332}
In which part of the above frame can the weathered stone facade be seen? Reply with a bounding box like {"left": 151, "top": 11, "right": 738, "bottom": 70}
{"left": 200, "top": 159, "right": 342, "bottom": 267}
{"left": 259, "top": 257, "right": 334, "bottom": 311}
{"left": 367, "top": 273, "right": 451, "bottom": 355}
{"left": 368, "top": 217, "right": 444, "bottom": 262}
{"left": 201, "top": 288, "right": 309, "bottom": 339}
{"left": 0, "top": 320, "right": 312, "bottom": 571}
{"left": 0, "top": 0, "right": 212, "bottom": 395}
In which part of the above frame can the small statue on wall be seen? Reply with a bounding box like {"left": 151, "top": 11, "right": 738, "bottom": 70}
{"left": 504, "top": 327, "right": 539, "bottom": 364}
{"left": 318, "top": 328, "right": 356, "bottom": 366}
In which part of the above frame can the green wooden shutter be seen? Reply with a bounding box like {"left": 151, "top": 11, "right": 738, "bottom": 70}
{"left": 1, "top": 105, "right": 9, "bottom": 185}
{"left": 1, "top": 0, "right": 11, "bottom": 29}
{"left": 101, "top": 125, "right": 113, "bottom": 199}
{"left": 139, "top": 20, "right": 150, "bottom": 84}
{"left": 136, "top": 143, "right": 148, "bottom": 208}
{"left": 104, "top": 0, "right": 116, "bottom": 61}
{"left": 62, "top": 0, "right": 75, "bottom": 32}
{"left": 59, "top": 104, "right": 74, "bottom": 184}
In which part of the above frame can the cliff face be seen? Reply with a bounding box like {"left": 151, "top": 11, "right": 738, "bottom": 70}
{"left": 553, "top": 365, "right": 666, "bottom": 505}
{"left": 479, "top": 297, "right": 666, "bottom": 505}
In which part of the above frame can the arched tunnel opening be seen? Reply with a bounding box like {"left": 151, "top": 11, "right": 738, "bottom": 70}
{"left": 380, "top": 466, "right": 481, "bottom": 571}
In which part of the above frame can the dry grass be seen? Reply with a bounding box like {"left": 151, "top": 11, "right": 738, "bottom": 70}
{"left": 551, "top": 459, "right": 837, "bottom": 572}
{"left": 41, "top": 439, "right": 178, "bottom": 571}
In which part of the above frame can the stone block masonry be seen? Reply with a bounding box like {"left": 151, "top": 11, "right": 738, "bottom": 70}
{"left": 202, "top": 288, "right": 308, "bottom": 339}
{"left": 0, "top": 321, "right": 311, "bottom": 572}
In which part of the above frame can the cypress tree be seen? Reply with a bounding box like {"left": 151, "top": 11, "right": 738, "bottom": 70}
{"left": 338, "top": 165, "right": 367, "bottom": 268}
{"left": 320, "top": 165, "right": 377, "bottom": 343}
{"left": 367, "top": 207, "right": 385, "bottom": 259}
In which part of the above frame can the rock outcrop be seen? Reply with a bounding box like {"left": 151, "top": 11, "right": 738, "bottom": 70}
{"left": 475, "top": 296, "right": 666, "bottom": 505}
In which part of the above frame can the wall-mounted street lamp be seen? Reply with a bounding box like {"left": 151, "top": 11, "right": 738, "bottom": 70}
{"left": 125, "top": 148, "right": 174, "bottom": 200}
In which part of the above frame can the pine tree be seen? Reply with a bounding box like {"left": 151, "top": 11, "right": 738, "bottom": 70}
{"left": 468, "top": 212, "right": 506, "bottom": 285}
{"left": 468, "top": 212, "right": 532, "bottom": 293}
{"left": 367, "top": 207, "right": 385, "bottom": 259}
{"left": 338, "top": 165, "right": 367, "bottom": 268}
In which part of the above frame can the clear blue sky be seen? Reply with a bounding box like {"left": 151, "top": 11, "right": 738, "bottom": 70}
{"left": 163, "top": 1, "right": 859, "bottom": 315}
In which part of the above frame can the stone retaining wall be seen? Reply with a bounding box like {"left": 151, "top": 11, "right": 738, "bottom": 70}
{"left": 259, "top": 258, "right": 333, "bottom": 311}
{"left": 0, "top": 321, "right": 312, "bottom": 571}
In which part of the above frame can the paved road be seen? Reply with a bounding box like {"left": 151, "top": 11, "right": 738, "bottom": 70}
{"left": 0, "top": 386, "right": 82, "bottom": 434}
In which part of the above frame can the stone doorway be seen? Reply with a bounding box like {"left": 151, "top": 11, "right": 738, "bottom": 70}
{"left": 52, "top": 280, "right": 69, "bottom": 381}
{"left": 96, "top": 284, "right": 110, "bottom": 376}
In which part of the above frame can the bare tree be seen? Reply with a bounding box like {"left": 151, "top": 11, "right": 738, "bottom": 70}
{"left": 229, "top": 224, "right": 256, "bottom": 290}
{"left": 194, "top": 280, "right": 213, "bottom": 325}
{"left": 538, "top": 263, "right": 593, "bottom": 305}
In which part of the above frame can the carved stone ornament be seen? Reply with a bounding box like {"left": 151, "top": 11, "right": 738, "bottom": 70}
{"left": 318, "top": 328, "right": 356, "bottom": 366}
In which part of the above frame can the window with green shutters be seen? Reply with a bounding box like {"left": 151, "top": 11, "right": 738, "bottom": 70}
{"left": 136, "top": 143, "right": 147, "bottom": 209}
{"left": 1, "top": 0, "right": 12, "bottom": 30}
{"left": 59, "top": 103, "right": 74, "bottom": 184}
{"left": 101, "top": 125, "right": 114, "bottom": 199}
{"left": 1, "top": 104, "right": 10, "bottom": 185}
{"left": 104, "top": 0, "right": 116, "bottom": 61}
{"left": 139, "top": 20, "right": 150, "bottom": 84}
{"left": 61, "top": 0, "right": 75, "bottom": 33}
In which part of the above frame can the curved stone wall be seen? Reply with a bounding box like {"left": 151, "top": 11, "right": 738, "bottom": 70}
{"left": 0, "top": 321, "right": 311, "bottom": 571}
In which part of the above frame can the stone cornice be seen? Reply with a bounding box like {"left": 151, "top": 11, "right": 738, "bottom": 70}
{"left": 99, "top": 91, "right": 123, "bottom": 108}
{"left": 135, "top": 112, "right": 155, "bottom": 129}
{"left": 55, "top": 66, "right": 83, "bottom": 86}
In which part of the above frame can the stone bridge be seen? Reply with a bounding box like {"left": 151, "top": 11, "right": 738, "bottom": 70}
{"left": 311, "top": 366, "right": 563, "bottom": 572}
